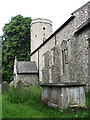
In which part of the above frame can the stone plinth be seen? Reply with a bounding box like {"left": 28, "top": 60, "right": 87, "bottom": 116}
{"left": 40, "top": 82, "right": 86, "bottom": 109}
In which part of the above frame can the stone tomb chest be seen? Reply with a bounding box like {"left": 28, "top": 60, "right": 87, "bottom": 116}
{"left": 40, "top": 83, "right": 86, "bottom": 109}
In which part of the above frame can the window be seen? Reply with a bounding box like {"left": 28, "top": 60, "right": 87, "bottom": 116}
{"left": 43, "top": 27, "right": 46, "bottom": 30}
{"left": 62, "top": 49, "right": 68, "bottom": 73}
{"left": 64, "top": 49, "right": 68, "bottom": 63}
{"left": 88, "top": 40, "right": 90, "bottom": 76}
{"left": 35, "top": 35, "right": 37, "bottom": 37}
{"left": 43, "top": 37, "right": 46, "bottom": 42}
{"left": 61, "top": 40, "right": 68, "bottom": 73}
{"left": 62, "top": 50, "right": 65, "bottom": 73}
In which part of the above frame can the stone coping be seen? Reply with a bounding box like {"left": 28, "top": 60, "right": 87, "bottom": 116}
{"left": 40, "top": 82, "right": 86, "bottom": 87}
{"left": 31, "top": 18, "right": 52, "bottom": 26}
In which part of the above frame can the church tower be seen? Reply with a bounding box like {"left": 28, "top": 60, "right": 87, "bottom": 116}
{"left": 31, "top": 18, "right": 52, "bottom": 53}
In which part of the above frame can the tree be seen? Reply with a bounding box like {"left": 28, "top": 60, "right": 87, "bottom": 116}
{"left": 1, "top": 14, "right": 32, "bottom": 83}
{"left": 0, "top": 37, "right": 2, "bottom": 83}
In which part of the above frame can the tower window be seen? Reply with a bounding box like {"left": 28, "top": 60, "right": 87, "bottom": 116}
{"left": 43, "top": 37, "right": 46, "bottom": 42}
{"left": 43, "top": 27, "right": 46, "bottom": 30}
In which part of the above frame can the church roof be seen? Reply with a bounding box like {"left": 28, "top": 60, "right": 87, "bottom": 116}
{"left": 16, "top": 61, "right": 38, "bottom": 74}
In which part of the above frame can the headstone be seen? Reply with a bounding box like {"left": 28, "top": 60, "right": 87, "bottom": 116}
{"left": 1, "top": 81, "right": 9, "bottom": 94}
{"left": 10, "top": 81, "right": 14, "bottom": 87}
{"left": 16, "top": 80, "right": 25, "bottom": 90}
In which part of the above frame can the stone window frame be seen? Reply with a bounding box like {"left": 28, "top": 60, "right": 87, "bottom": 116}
{"left": 61, "top": 40, "right": 68, "bottom": 73}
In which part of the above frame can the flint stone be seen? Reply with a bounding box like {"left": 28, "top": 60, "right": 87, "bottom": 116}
{"left": 1, "top": 81, "right": 9, "bottom": 94}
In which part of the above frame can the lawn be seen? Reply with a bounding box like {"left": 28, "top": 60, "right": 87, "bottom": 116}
{"left": 0, "top": 88, "right": 2, "bottom": 119}
{"left": 2, "top": 85, "right": 89, "bottom": 119}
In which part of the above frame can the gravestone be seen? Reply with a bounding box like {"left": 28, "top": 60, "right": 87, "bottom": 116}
{"left": 1, "top": 81, "right": 9, "bottom": 94}
{"left": 10, "top": 81, "right": 14, "bottom": 87}
{"left": 16, "top": 80, "right": 25, "bottom": 90}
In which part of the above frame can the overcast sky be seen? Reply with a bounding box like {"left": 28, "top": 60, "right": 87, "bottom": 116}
{"left": 0, "top": 0, "right": 89, "bottom": 36}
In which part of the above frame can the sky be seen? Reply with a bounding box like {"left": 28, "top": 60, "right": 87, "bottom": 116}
{"left": 0, "top": 0, "right": 89, "bottom": 36}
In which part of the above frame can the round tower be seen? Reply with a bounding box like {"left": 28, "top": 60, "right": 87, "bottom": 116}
{"left": 31, "top": 18, "right": 52, "bottom": 53}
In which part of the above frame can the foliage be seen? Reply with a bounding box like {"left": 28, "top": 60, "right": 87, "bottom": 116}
{"left": 2, "top": 71, "right": 9, "bottom": 82}
{"left": 2, "top": 85, "right": 89, "bottom": 118}
{"left": 0, "top": 37, "right": 2, "bottom": 84}
{"left": 0, "top": 87, "right": 2, "bottom": 119}
{"left": 8, "top": 85, "right": 41, "bottom": 104}
{"left": 1, "top": 14, "right": 32, "bottom": 82}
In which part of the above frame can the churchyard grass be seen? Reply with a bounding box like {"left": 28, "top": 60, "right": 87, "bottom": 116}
{"left": 0, "top": 87, "right": 2, "bottom": 119}
{"left": 2, "top": 85, "right": 89, "bottom": 118}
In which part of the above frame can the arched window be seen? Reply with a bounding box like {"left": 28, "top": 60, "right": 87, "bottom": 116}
{"left": 88, "top": 40, "right": 90, "bottom": 76}
{"left": 61, "top": 40, "right": 68, "bottom": 73}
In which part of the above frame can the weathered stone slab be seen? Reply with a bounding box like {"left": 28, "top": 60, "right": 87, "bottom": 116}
{"left": 1, "top": 81, "right": 9, "bottom": 94}
{"left": 51, "top": 87, "right": 60, "bottom": 105}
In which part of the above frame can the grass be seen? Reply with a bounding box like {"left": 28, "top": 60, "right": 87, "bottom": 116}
{"left": 2, "top": 85, "right": 89, "bottom": 119}
{"left": 0, "top": 87, "right": 2, "bottom": 119}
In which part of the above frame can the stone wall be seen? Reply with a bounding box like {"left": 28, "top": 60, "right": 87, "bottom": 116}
{"left": 31, "top": 51, "right": 38, "bottom": 69}
{"left": 16, "top": 74, "right": 38, "bottom": 86}
{"left": 37, "top": 2, "right": 89, "bottom": 84}
{"left": 39, "top": 36, "right": 56, "bottom": 82}
{"left": 72, "top": 2, "right": 89, "bottom": 29}
{"left": 42, "top": 45, "right": 61, "bottom": 83}
{"left": 71, "top": 29, "right": 88, "bottom": 83}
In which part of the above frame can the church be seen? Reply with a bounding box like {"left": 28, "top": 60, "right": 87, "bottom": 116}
{"left": 14, "top": 1, "right": 90, "bottom": 109}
